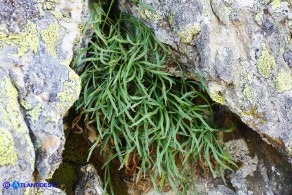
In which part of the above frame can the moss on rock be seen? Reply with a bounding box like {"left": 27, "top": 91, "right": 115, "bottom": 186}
{"left": 49, "top": 162, "right": 77, "bottom": 194}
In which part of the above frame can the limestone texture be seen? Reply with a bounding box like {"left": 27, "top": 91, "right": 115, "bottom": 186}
{"left": 0, "top": 0, "right": 89, "bottom": 194}
{"left": 120, "top": 0, "right": 292, "bottom": 163}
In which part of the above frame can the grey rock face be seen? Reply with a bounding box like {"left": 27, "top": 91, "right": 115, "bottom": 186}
{"left": 0, "top": 0, "right": 40, "bottom": 32}
{"left": 0, "top": 70, "right": 35, "bottom": 195}
{"left": 226, "top": 127, "right": 292, "bottom": 195}
{"left": 120, "top": 0, "right": 292, "bottom": 162}
{"left": 0, "top": 0, "right": 89, "bottom": 193}
{"left": 30, "top": 186, "right": 66, "bottom": 195}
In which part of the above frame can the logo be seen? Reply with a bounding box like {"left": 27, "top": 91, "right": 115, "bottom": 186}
{"left": 12, "top": 181, "right": 20, "bottom": 189}
{"left": 3, "top": 181, "right": 57, "bottom": 189}
{"left": 2, "top": 182, "right": 10, "bottom": 189}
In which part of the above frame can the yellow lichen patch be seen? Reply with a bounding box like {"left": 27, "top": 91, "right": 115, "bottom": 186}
{"left": 275, "top": 70, "right": 292, "bottom": 93}
{"left": 257, "top": 43, "right": 276, "bottom": 79}
{"left": 56, "top": 81, "right": 80, "bottom": 116}
{"left": 68, "top": 68, "right": 81, "bottom": 87}
{"left": 20, "top": 99, "right": 32, "bottom": 110}
{"left": 56, "top": 67, "right": 81, "bottom": 116}
{"left": 50, "top": 11, "right": 63, "bottom": 19}
{"left": 178, "top": 23, "right": 201, "bottom": 43}
{"left": 241, "top": 107, "right": 266, "bottom": 125}
{"left": 210, "top": 92, "right": 225, "bottom": 105}
{"left": 0, "top": 21, "right": 39, "bottom": 57}
{"left": 25, "top": 21, "right": 39, "bottom": 53}
{"left": 243, "top": 84, "right": 255, "bottom": 103}
{"left": 44, "top": 2, "right": 53, "bottom": 10}
{"left": 138, "top": 5, "right": 161, "bottom": 22}
{"left": 255, "top": 10, "right": 263, "bottom": 22}
{"left": 0, "top": 127, "right": 17, "bottom": 166}
{"left": 28, "top": 103, "right": 43, "bottom": 124}
{"left": 0, "top": 77, "right": 27, "bottom": 133}
{"left": 270, "top": 0, "right": 281, "bottom": 10}
{"left": 243, "top": 84, "right": 251, "bottom": 99}
{"left": 41, "top": 24, "right": 59, "bottom": 58}
{"left": 61, "top": 59, "right": 71, "bottom": 67}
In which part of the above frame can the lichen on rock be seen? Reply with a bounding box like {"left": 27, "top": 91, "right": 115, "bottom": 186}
{"left": 0, "top": 128, "right": 17, "bottom": 166}
{"left": 0, "top": 77, "right": 27, "bottom": 133}
{"left": 28, "top": 103, "right": 43, "bottom": 124}
{"left": 56, "top": 65, "right": 81, "bottom": 116}
{"left": 178, "top": 23, "right": 201, "bottom": 43}
{"left": 210, "top": 92, "right": 225, "bottom": 105}
{"left": 257, "top": 43, "right": 276, "bottom": 79}
{"left": 138, "top": 5, "right": 161, "bottom": 22}
{"left": 0, "top": 21, "right": 39, "bottom": 57}
{"left": 41, "top": 24, "right": 59, "bottom": 58}
{"left": 243, "top": 84, "right": 251, "bottom": 99}
{"left": 275, "top": 70, "right": 292, "bottom": 93}
{"left": 270, "top": 0, "right": 281, "bottom": 10}
{"left": 0, "top": 0, "right": 89, "bottom": 192}
{"left": 0, "top": 71, "right": 35, "bottom": 194}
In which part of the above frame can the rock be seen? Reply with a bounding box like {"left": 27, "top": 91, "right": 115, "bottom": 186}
{"left": 0, "top": 0, "right": 90, "bottom": 193}
{"left": 119, "top": 0, "right": 292, "bottom": 163}
{"left": 74, "top": 164, "right": 104, "bottom": 195}
{"left": 226, "top": 125, "right": 292, "bottom": 195}
{"left": 30, "top": 186, "right": 66, "bottom": 195}
{"left": 0, "top": 70, "right": 35, "bottom": 195}
{"left": 131, "top": 124, "right": 292, "bottom": 195}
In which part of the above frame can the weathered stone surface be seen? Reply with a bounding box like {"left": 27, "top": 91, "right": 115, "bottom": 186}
{"left": 120, "top": 0, "right": 292, "bottom": 162}
{"left": 28, "top": 186, "right": 66, "bottom": 195}
{"left": 0, "top": 0, "right": 40, "bottom": 32}
{"left": 74, "top": 164, "right": 104, "bottom": 195}
{"left": 0, "top": 0, "right": 89, "bottom": 193}
{"left": 226, "top": 124, "right": 292, "bottom": 195}
{"left": 0, "top": 70, "right": 35, "bottom": 195}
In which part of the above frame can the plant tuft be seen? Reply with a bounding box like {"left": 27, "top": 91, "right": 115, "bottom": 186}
{"left": 74, "top": 2, "right": 235, "bottom": 194}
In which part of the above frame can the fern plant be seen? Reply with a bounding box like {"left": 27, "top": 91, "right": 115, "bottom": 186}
{"left": 74, "top": 1, "right": 235, "bottom": 194}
